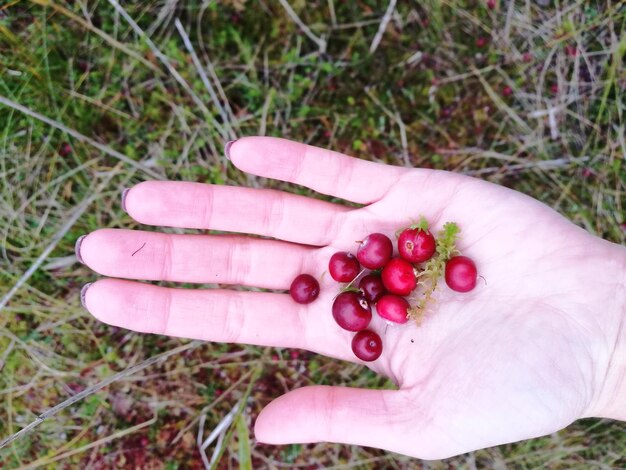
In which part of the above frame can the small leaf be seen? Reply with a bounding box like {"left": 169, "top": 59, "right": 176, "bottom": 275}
{"left": 236, "top": 413, "right": 252, "bottom": 470}
{"left": 414, "top": 216, "right": 430, "bottom": 232}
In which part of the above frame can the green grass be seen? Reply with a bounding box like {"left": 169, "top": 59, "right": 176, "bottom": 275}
{"left": 1, "top": 0, "right": 624, "bottom": 467}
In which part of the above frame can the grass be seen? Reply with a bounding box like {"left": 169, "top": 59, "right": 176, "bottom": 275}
{"left": 0, "top": 0, "right": 624, "bottom": 467}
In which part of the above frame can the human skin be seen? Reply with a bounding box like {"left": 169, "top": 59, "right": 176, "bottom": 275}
{"left": 78, "top": 137, "right": 625, "bottom": 460}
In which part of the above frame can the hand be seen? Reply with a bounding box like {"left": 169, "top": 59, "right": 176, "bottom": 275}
{"left": 78, "top": 137, "right": 625, "bottom": 459}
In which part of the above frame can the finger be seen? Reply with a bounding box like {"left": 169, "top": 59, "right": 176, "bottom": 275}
{"left": 82, "top": 279, "right": 340, "bottom": 354}
{"left": 123, "top": 181, "right": 348, "bottom": 246}
{"left": 79, "top": 228, "right": 316, "bottom": 289}
{"left": 227, "top": 137, "right": 408, "bottom": 204}
{"left": 255, "top": 385, "right": 421, "bottom": 457}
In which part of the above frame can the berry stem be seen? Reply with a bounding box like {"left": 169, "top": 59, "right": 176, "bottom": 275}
{"left": 408, "top": 222, "right": 460, "bottom": 322}
{"left": 341, "top": 268, "right": 368, "bottom": 292}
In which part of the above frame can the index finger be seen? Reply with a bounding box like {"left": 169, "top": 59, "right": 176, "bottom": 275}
{"left": 227, "top": 137, "right": 409, "bottom": 204}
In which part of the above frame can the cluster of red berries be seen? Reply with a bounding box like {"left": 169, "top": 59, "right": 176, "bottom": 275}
{"left": 289, "top": 221, "right": 478, "bottom": 363}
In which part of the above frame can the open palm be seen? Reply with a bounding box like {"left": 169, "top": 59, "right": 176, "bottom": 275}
{"left": 80, "top": 137, "right": 621, "bottom": 459}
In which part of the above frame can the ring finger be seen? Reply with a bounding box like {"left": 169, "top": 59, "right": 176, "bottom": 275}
{"left": 82, "top": 278, "right": 351, "bottom": 359}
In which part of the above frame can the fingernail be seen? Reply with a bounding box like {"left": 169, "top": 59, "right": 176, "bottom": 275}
{"left": 75, "top": 235, "right": 87, "bottom": 264}
{"left": 80, "top": 282, "right": 93, "bottom": 309}
{"left": 224, "top": 140, "right": 236, "bottom": 160}
{"left": 121, "top": 188, "right": 130, "bottom": 213}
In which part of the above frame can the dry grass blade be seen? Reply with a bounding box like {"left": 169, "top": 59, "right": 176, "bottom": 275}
{"left": 276, "top": 0, "right": 327, "bottom": 52}
{"left": 471, "top": 66, "right": 532, "bottom": 134}
{"left": 0, "top": 341, "right": 201, "bottom": 449}
{"left": 369, "top": 0, "right": 398, "bottom": 54}
{"left": 364, "top": 87, "right": 409, "bottom": 166}
{"left": 0, "top": 341, "right": 15, "bottom": 373}
{"left": 106, "top": 0, "right": 228, "bottom": 139}
{"left": 174, "top": 19, "right": 237, "bottom": 140}
{"left": 198, "top": 400, "right": 242, "bottom": 469}
{"left": 28, "top": 0, "right": 160, "bottom": 73}
{"left": 0, "top": 96, "right": 163, "bottom": 179}
{"left": 17, "top": 406, "right": 158, "bottom": 469}
{"left": 0, "top": 165, "right": 120, "bottom": 312}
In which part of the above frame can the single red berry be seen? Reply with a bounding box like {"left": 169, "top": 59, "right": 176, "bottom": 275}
{"left": 381, "top": 257, "right": 417, "bottom": 296}
{"left": 67, "top": 382, "right": 85, "bottom": 394}
{"left": 445, "top": 256, "right": 478, "bottom": 292}
{"left": 351, "top": 329, "right": 383, "bottom": 362}
{"left": 398, "top": 228, "right": 436, "bottom": 263}
{"left": 565, "top": 45, "right": 577, "bottom": 57}
{"left": 502, "top": 86, "right": 513, "bottom": 97}
{"left": 58, "top": 142, "right": 72, "bottom": 157}
{"left": 289, "top": 274, "right": 320, "bottom": 304}
{"left": 487, "top": 0, "right": 496, "bottom": 9}
{"left": 376, "top": 295, "right": 410, "bottom": 324}
{"left": 328, "top": 252, "right": 360, "bottom": 282}
{"left": 476, "top": 37, "right": 488, "bottom": 48}
{"left": 332, "top": 292, "right": 372, "bottom": 331}
{"left": 550, "top": 84, "right": 559, "bottom": 94}
{"left": 356, "top": 233, "right": 393, "bottom": 269}
{"left": 522, "top": 52, "right": 533, "bottom": 63}
{"left": 440, "top": 106, "right": 453, "bottom": 119}
{"left": 358, "top": 274, "right": 386, "bottom": 303}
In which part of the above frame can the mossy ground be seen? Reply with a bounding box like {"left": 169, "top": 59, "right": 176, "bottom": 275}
{"left": 0, "top": 1, "right": 624, "bottom": 468}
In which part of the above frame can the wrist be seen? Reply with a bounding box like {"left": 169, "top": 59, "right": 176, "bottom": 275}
{"left": 587, "top": 239, "right": 626, "bottom": 421}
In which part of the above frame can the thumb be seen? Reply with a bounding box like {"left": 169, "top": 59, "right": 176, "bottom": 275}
{"left": 254, "top": 385, "right": 419, "bottom": 456}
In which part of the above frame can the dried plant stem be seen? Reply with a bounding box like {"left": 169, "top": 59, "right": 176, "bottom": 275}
{"left": 0, "top": 341, "right": 201, "bottom": 449}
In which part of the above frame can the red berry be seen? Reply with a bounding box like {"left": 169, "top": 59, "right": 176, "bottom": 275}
{"left": 328, "top": 252, "right": 360, "bottom": 282}
{"left": 398, "top": 228, "right": 436, "bottom": 263}
{"left": 356, "top": 233, "right": 393, "bottom": 269}
{"left": 58, "top": 142, "right": 72, "bottom": 157}
{"left": 289, "top": 274, "right": 320, "bottom": 304}
{"left": 381, "top": 257, "right": 417, "bottom": 296}
{"left": 351, "top": 329, "right": 382, "bottom": 362}
{"left": 332, "top": 292, "right": 372, "bottom": 331}
{"left": 502, "top": 86, "right": 513, "bottom": 97}
{"left": 487, "top": 0, "right": 496, "bottom": 9}
{"left": 565, "top": 45, "right": 577, "bottom": 57}
{"left": 358, "top": 274, "right": 386, "bottom": 304}
{"left": 476, "top": 37, "right": 488, "bottom": 48}
{"left": 440, "top": 106, "right": 453, "bottom": 119}
{"left": 376, "top": 295, "right": 410, "bottom": 324}
{"left": 445, "top": 256, "right": 477, "bottom": 292}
